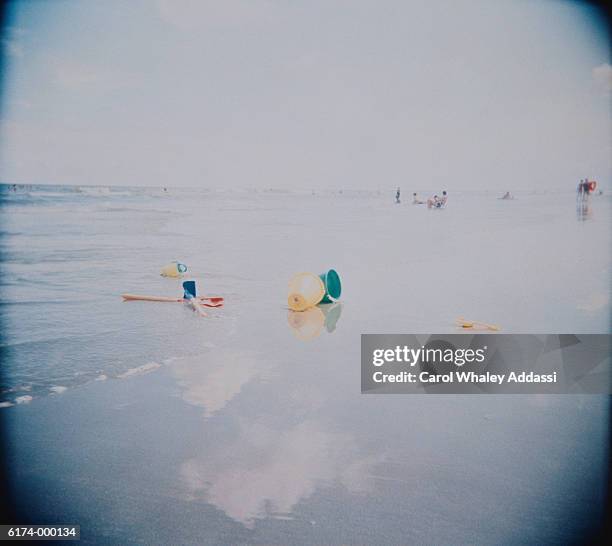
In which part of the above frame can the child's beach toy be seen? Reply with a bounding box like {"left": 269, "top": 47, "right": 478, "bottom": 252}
{"left": 182, "top": 280, "right": 197, "bottom": 299}
{"left": 121, "top": 281, "right": 223, "bottom": 316}
{"left": 288, "top": 272, "right": 325, "bottom": 311}
{"left": 182, "top": 280, "right": 207, "bottom": 316}
{"left": 122, "top": 293, "right": 223, "bottom": 306}
{"left": 319, "top": 269, "right": 342, "bottom": 303}
{"left": 456, "top": 317, "right": 500, "bottom": 331}
{"left": 161, "top": 262, "right": 188, "bottom": 277}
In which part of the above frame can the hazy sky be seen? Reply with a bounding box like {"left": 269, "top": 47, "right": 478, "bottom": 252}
{"left": 0, "top": 0, "right": 609, "bottom": 189}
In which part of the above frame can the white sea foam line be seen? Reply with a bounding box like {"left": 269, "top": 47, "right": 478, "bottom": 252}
{"left": 95, "top": 374, "right": 108, "bottom": 381}
{"left": 0, "top": 401, "right": 14, "bottom": 408}
{"left": 49, "top": 385, "right": 68, "bottom": 394}
{"left": 163, "top": 356, "right": 181, "bottom": 365}
{"left": 2, "top": 384, "right": 32, "bottom": 393}
{"left": 117, "top": 362, "right": 161, "bottom": 379}
{"left": 15, "top": 395, "right": 33, "bottom": 404}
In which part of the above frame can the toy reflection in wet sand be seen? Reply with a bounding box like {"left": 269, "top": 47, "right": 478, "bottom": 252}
{"left": 287, "top": 302, "right": 343, "bottom": 340}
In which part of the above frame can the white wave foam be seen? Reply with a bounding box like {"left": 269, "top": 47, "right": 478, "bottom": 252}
{"left": 77, "top": 186, "right": 111, "bottom": 196}
{"left": 50, "top": 386, "right": 68, "bottom": 394}
{"left": 0, "top": 401, "right": 14, "bottom": 408}
{"left": 3, "top": 384, "right": 31, "bottom": 393}
{"left": 15, "top": 395, "right": 33, "bottom": 404}
{"left": 95, "top": 374, "right": 108, "bottom": 381}
{"left": 28, "top": 191, "right": 67, "bottom": 198}
{"left": 117, "top": 362, "right": 160, "bottom": 379}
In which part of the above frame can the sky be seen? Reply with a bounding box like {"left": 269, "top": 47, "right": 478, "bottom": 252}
{"left": 0, "top": 0, "right": 609, "bottom": 190}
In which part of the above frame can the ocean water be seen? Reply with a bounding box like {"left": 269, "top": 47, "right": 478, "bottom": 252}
{"left": 0, "top": 184, "right": 609, "bottom": 544}
{"left": 1, "top": 185, "right": 609, "bottom": 402}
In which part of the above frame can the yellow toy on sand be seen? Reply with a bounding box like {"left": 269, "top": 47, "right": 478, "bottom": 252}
{"left": 287, "top": 270, "right": 342, "bottom": 311}
{"left": 160, "top": 262, "right": 188, "bottom": 277}
{"left": 456, "top": 318, "right": 500, "bottom": 331}
{"left": 288, "top": 273, "right": 325, "bottom": 311}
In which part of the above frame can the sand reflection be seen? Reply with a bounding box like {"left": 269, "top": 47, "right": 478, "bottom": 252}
{"left": 179, "top": 419, "right": 375, "bottom": 526}
{"left": 169, "top": 350, "right": 271, "bottom": 417}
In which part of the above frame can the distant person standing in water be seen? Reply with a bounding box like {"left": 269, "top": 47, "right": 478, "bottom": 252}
{"left": 395, "top": 188, "right": 401, "bottom": 204}
{"left": 439, "top": 191, "right": 448, "bottom": 207}
{"left": 582, "top": 179, "right": 591, "bottom": 199}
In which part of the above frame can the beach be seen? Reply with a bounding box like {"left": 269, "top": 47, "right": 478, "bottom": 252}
{"left": 0, "top": 185, "right": 610, "bottom": 543}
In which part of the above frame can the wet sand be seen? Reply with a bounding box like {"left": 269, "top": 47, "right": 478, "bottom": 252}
{"left": 5, "top": 355, "right": 608, "bottom": 544}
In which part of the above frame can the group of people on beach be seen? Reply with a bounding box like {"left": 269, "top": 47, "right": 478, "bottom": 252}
{"left": 426, "top": 191, "right": 447, "bottom": 208}
{"left": 396, "top": 181, "right": 602, "bottom": 209}
{"left": 394, "top": 188, "right": 447, "bottom": 208}
{"left": 396, "top": 189, "right": 447, "bottom": 208}
{"left": 577, "top": 179, "right": 596, "bottom": 200}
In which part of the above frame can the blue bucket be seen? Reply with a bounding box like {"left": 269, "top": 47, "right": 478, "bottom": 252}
{"left": 319, "top": 269, "right": 341, "bottom": 303}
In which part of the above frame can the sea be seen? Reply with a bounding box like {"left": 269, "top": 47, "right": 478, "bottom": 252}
{"left": 0, "top": 183, "right": 609, "bottom": 544}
